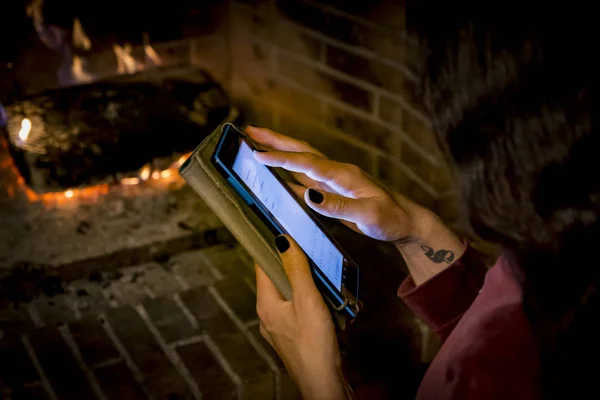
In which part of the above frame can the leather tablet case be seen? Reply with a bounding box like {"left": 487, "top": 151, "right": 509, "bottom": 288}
{"left": 179, "top": 124, "right": 348, "bottom": 328}
{"left": 179, "top": 124, "right": 292, "bottom": 299}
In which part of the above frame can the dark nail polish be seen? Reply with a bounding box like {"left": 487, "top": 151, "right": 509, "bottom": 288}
{"left": 255, "top": 149, "right": 267, "bottom": 152}
{"left": 274, "top": 235, "right": 290, "bottom": 253}
{"left": 308, "top": 188, "right": 324, "bottom": 204}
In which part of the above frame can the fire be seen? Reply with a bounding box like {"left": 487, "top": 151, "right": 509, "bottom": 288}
{"left": 121, "top": 177, "right": 140, "bottom": 186}
{"left": 72, "top": 18, "right": 91, "bottom": 51}
{"left": 139, "top": 164, "right": 151, "bottom": 181}
{"left": 145, "top": 45, "right": 162, "bottom": 67}
{"left": 72, "top": 55, "right": 94, "bottom": 83}
{"left": 2, "top": 130, "right": 192, "bottom": 209}
{"left": 113, "top": 43, "right": 143, "bottom": 74}
{"left": 19, "top": 118, "right": 32, "bottom": 142}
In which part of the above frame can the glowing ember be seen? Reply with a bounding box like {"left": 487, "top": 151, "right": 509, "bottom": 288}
{"left": 152, "top": 171, "right": 161, "bottom": 179}
{"left": 19, "top": 118, "right": 32, "bottom": 142}
{"left": 121, "top": 177, "right": 140, "bottom": 186}
{"left": 160, "top": 170, "right": 172, "bottom": 178}
{"left": 139, "top": 165, "right": 151, "bottom": 181}
{"left": 65, "top": 190, "right": 74, "bottom": 198}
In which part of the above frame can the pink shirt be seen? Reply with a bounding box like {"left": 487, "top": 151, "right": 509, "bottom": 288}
{"left": 398, "top": 247, "right": 541, "bottom": 399}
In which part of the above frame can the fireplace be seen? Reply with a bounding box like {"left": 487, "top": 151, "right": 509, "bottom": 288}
{"left": 0, "top": 1, "right": 460, "bottom": 399}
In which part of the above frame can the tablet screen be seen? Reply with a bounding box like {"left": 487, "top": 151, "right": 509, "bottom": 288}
{"left": 232, "top": 141, "right": 343, "bottom": 290}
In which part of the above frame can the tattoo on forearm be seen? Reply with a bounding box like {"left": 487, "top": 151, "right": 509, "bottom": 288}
{"left": 421, "top": 246, "right": 455, "bottom": 264}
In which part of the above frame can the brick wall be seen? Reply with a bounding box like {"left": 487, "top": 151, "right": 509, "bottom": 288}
{"left": 225, "top": 0, "right": 459, "bottom": 220}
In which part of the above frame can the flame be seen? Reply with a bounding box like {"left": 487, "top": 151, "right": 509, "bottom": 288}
{"left": 72, "top": 55, "right": 95, "bottom": 83}
{"left": 72, "top": 18, "right": 91, "bottom": 51}
{"left": 144, "top": 45, "right": 162, "bottom": 67}
{"left": 65, "top": 189, "right": 74, "bottom": 198}
{"left": 173, "top": 155, "right": 189, "bottom": 169}
{"left": 160, "top": 170, "right": 172, "bottom": 178}
{"left": 113, "top": 43, "right": 143, "bottom": 74}
{"left": 152, "top": 171, "right": 160, "bottom": 179}
{"left": 19, "top": 118, "right": 32, "bottom": 142}
{"left": 139, "top": 164, "right": 151, "bottom": 181}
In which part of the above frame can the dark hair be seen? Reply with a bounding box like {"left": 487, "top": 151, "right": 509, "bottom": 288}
{"left": 415, "top": 2, "right": 599, "bottom": 397}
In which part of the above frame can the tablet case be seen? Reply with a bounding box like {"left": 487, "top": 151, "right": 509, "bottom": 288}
{"left": 179, "top": 124, "right": 350, "bottom": 328}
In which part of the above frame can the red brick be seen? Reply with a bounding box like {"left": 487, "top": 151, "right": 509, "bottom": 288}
{"left": 27, "top": 327, "right": 96, "bottom": 400}
{"left": 104, "top": 306, "right": 192, "bottom": 399}
{"left": 94, "top": 361, "right": 146, "bottom": 400}
{"left": 68, "top": 316, "right": 120, "bottom": 366}
{"left": 176, "top": 341, "right": 236, "bottom": 398}
{"left": 143, "top": 297, "right": 199, "bottom": 343}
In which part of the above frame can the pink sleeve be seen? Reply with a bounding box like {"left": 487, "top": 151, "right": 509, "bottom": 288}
{"left": 397, "top": 246, "right": 488, "bottom": 340}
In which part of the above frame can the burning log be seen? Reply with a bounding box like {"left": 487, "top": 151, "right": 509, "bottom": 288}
{"left": 1, "top": 66, "right": 238, "bottom": 193}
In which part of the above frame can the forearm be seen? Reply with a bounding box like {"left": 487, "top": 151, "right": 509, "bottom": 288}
{"left": 395, "top": 205, "right": 465, "bottom": 286}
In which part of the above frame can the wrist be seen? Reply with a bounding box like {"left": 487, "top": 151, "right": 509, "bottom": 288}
{"left": 399, "top": 201, "right": 440, "bottom": 246}
{"left": 298, "top": 364, "right": 349, "bottom": 400}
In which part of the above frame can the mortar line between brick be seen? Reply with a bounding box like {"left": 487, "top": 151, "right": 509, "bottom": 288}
{"left": 242, "top": 276, "right": 257, "bottom": 295}
{"left": 173, "top": 293, "right": 199, "bottom": 329}
{"left": 297, "top": 0, "right": 416, "bottom": 43}
{"left": 201, "top": 251, "right": 225, "bottom": 281}
{"left": 58, "top": 325, "right": 107, "bottom": 400}
{"left": 134, "top": 304, "right": 203, "bottom": 400}
{"left": 209, "top": 287, "right": 280, "bottom": 374}
{"left": 202, "top": 333, "right": 243, "bottom": 398}
{"left": 20, "top": 335, "right": 59, "bottom": 400}
{"left": 172, "top": 294, "right": 244, "bottom": 392}
{"left": 173, "top": 273, "right": 191, "bottom": 290}
{"left": 26, "top": 304, "right": 45, "bottom": 328}
{"left": 282, "top": 19, "right": 416, "bottom": 80}
{"left": 209, "top": 287, "right": 282, "bottom": 399}
{"left": 98, "top": 312, "right": 150, "bottom": 397}
{"left": 170, "top": 334, "right": 205, "bottom": 349}
{"left": 90, "top": 357, "right": 123, "bottom": 370}
{"left": 245, "top": 319, "right": 261, "bottom": 328}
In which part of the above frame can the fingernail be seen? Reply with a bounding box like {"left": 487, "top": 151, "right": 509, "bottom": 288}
{"left": 254, "top": 149, "right": 267, "bottom": 153}
{"left": 247, "top": 124, "right": 256, "bottom": 128}
{"left": 274, "top": 235, "right": 290, "bottom": 253}
{"left": 308, "top": 188, "right": 324, "bottom": 204}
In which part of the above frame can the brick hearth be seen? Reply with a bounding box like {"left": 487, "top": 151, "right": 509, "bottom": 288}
{"left": 1, "top": 244, "right": 300, "bottom": 399}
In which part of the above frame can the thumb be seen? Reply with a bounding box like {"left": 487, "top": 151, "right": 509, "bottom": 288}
{"left": 274, "top": 235, "right": 320, "bottom": 299}
{"left": 305, "top": 188, "right": 365, "bottom": 224}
